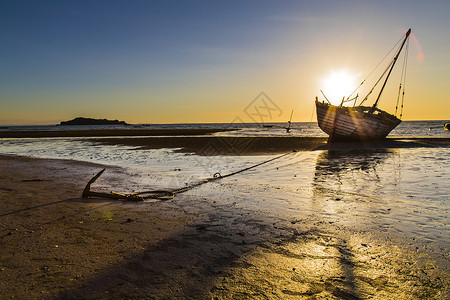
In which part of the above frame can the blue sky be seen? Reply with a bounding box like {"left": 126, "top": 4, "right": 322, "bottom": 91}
{"left": 1, "top": 1, "right": 449, "bottom": 124}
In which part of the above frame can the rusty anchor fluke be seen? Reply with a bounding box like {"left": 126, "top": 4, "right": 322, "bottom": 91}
{"left": 82, "top": 169, "right": 175, "bottom": 201}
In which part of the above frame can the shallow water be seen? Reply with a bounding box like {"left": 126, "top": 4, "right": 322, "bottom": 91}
{"left": 0, "top": 122, "right": 449, "bottom": 258}
{"left": 2, "top": 120, "right": 449, "bottom": 137}
{"left": 179, "top": 148, "right": 449, "bottom": 252}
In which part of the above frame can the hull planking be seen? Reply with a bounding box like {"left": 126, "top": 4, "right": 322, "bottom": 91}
{"left": 316, "top": 100, "right": 401, "bottom": 141}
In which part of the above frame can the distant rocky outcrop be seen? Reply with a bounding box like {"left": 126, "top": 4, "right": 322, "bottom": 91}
{"left": 60, "top": 117, "right": 128, "bottom": 126}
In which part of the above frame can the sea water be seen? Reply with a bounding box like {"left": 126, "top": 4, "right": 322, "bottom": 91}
{"left": 1, "top": 120, "right": 449, "bottom": 137}
{"left": 0, "top": 121, "right": 449, "bottom": 256}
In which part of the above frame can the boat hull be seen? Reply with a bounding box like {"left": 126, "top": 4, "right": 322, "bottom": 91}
{"left": 315, "top": 100, "right": 401, "bottom": 141}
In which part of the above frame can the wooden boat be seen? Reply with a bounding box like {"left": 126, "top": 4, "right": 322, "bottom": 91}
{"left": 316, "top": 29, "right": 411, "bottom": 141}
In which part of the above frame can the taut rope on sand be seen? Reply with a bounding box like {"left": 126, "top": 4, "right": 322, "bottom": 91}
{"left": 82, "top": 151, "right": 294, "bottom": 202}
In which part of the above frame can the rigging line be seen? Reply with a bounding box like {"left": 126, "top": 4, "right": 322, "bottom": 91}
{"left": 371, "top": 29, "right": 411, "bottom": 111}
{"left": 359, "top": 57, "right": 395, "bottom": 106}
{"left": 346, "top": 82, "right": 364, "bottom": 102}
{"left": 366, "top": 35, "right": 403, "bottom": 79}
{"left": 352, "top": 34, "right": 404, "bottom": 101}
{"left": 320, "top": 90, "right": 331, "bottom": 104}
{"left": 395, "top": 46, "right": 406, "bottom": 118}
{"left": 395, "top": 39, "right": 409, "bottom": 116}
{"left": 400, "top": 39, "right": 409, "bottom": 119}
{"left": 395, "top": 76, "right": 403, "bottom": 116}
{"left": 395, "top": 84, "right": 401, "bottom": 116}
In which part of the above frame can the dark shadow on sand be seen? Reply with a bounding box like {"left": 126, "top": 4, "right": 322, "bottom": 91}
{"left": 56, "top": 212, "right": 365, "bottom": 299}
{"left": 55, "top": 144, "right": 448, "bottom": 298}
{"left": 2, "top": 144, "right": 445, "bottom": 298}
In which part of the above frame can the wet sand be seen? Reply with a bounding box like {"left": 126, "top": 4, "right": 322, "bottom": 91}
{"left": 91, "top": 136, "right": 328, "bottom": 155}
{"left": 0, "top": 128, "right": 234, "bottom": 138}
{"left": 2, "top": 128, "right": 449, "bottom": 155}
{"left": 0, "top": 154, "right": 448, "bottom": 299}
{"left": 90, "top": 136, "right": 450, "bottom": 155}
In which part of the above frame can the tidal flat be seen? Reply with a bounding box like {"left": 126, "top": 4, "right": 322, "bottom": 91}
{"left": 0, "top": 133, "right": 448, "bottom": 298}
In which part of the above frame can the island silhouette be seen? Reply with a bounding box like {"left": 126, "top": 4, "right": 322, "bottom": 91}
{"left": 60, "top": 117, "right": 128, "bottom": 126}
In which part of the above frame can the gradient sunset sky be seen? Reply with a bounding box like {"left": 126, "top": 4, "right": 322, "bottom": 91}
{"left": 1, "top": 0, "right": 449, "bottom": 125}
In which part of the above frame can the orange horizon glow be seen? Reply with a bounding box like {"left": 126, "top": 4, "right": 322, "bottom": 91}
{"left": 1, "top": 3, "right": 449, "bottom": 125}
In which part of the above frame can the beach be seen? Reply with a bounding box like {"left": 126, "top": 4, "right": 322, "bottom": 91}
{"left": 0, "top": 130, "right": 449, "bottom": 299}
{"left": 0, "top": 128, "right": 235, "bottom": 139}
{"left": 3, "top": 0, "right": 450, "bottom": 298}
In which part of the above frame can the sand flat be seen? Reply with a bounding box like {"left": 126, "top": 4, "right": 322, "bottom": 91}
{"left": 0, "top": 128, "right": 234, "bottom": 138}
{"left": 0, "top": 154, "right": 448, "bottom": 299}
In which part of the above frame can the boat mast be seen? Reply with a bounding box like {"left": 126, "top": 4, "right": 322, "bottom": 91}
{"left": 285, "top": 110, "right": 294, "bottom": 133}
{"left": 371, "top": 29, "right": 411, "bottom": 112}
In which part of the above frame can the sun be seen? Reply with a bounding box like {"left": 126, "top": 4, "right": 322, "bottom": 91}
{"left": 321, "top": 69, "right": 359, "bottom": 105}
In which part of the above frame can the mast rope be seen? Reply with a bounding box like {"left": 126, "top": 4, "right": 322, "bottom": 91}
{"left": 359, "top": 58, "right": 394, "bottom": 106}
{"left": 370, "top": 29, "right": 411, "bottom": 111}
{"left": 395, "top": 39, "right": 409, "bottom": 118}
{"left": 356, "top": 33, "right": 407, "bottom": 106}
{"left": 399, "top": 39, "right": 409, "bottom": 119}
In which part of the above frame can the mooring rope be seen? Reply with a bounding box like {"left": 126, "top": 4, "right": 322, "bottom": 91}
{"left": 83, "top": 151, "right": 295, "bottom": 201}
{"left": 136, "top": 151, "right": 294, "bottom": 200}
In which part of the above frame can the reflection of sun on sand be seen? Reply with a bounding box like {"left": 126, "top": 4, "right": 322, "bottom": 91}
{"left": 0, "top": 154, "right": 448, "bottom": 298}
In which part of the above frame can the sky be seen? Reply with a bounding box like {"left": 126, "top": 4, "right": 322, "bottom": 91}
{"left": 1, "top": 0, "right": 449, "bottom": 125}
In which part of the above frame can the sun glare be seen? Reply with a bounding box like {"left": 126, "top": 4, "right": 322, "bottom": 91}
{"left": 321, "top": 69, "right": 358, "bottom": 105}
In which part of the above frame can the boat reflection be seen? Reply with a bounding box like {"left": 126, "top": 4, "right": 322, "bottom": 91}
{"left": 311, "top": 149, "right": 400, "bottom": 224}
